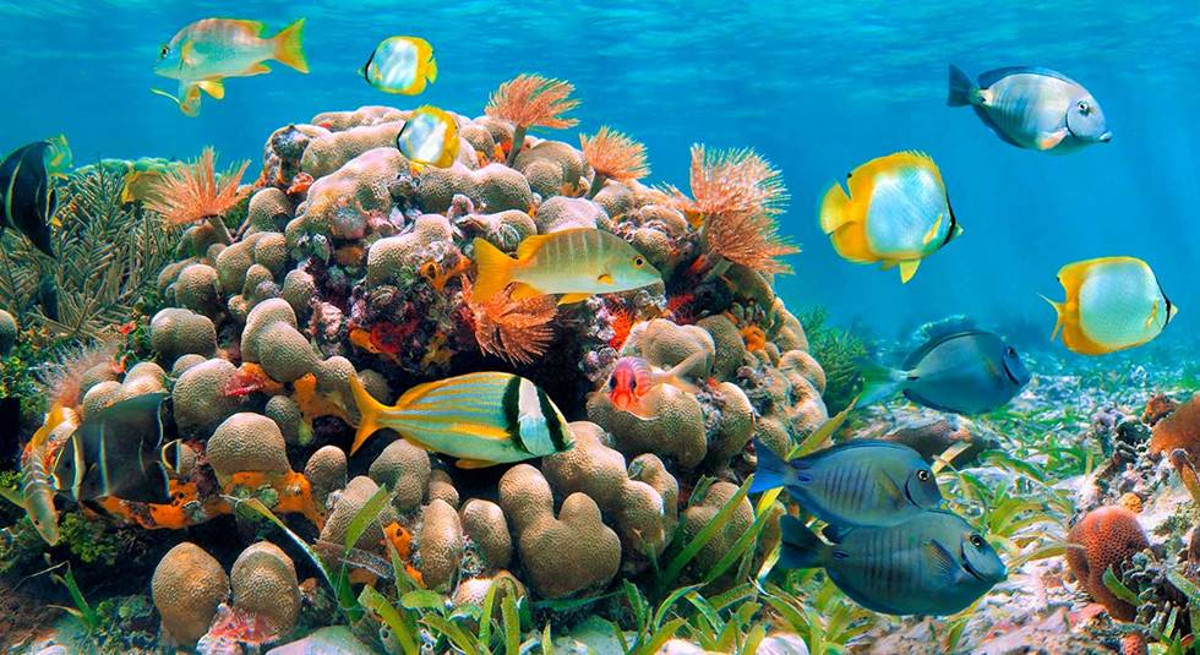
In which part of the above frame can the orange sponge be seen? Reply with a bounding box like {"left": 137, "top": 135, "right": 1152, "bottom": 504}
{"left": 1065, "top": 506, "right": 1149, "bottom": 621}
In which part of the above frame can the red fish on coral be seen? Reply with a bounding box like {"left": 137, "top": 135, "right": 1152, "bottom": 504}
{"left": 600, "top": 353, "right": 705, "bottom": 418}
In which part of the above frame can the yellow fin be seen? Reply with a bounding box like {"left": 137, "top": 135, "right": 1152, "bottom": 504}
{"left": 422, "top": 39, "right": 438, "bottom": 83}
{"left": 196, "top": 79, "right": 225, "bottom": 99}
{"left": 509, "top": 283, "right": 545, "bottom": 301}
{"left": 898, "top": 260, "right": 921, "bottom": 283}
{"left": 558, "top": 293, "right": 591, "bottom": 305}
{"left": 831, "top": 223, "right": 874, "bottom": 263}
{"left": 244, "top": 62, "right": 272, "bottom": 76}
{"left": 1039, "top": 294, "right": 1066, "bottom": 342}
{"left": 849, "top": 151, "right": 940, "bottom": 197}
{"left": 455, "top": 458, "right": 499, "bottom": 470}
{"left": 1037, "top": 129, "right": 1067, "bottom": 151}
{"left": 348, "top": 373, "right": 388, "bottom": 455}
{"left": 272, "top": 17, "right": 309, "bottom": 74}
{"left": 515, "top": 233, "right": 551, "bottom": 260}
{"left": 818, "top": 181, "right": 851, "bottom": 234}
{"left": 472, "top": 238, "right": 517, "bottom": 300}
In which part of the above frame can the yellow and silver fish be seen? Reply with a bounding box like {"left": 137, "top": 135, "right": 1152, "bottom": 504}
{"left": 395, "top": 105, "right": 459, "bottom": 168}
{"left": 819, "top": 151, "right": 962, "bottom": 283}
{"left": 152, "top": 18, "right": 308, "bottom": 115}
{"left": 347, "top": 371, "right": 575, "bottom": 468}
{"left": 1044, "top": 256, "right": 1177, "bottom": 356}
{"left": 473, "top": 228, "right": 661, "bottom": 304}
{"left": 362, "top": 36, "right": 437, "bottom": 95}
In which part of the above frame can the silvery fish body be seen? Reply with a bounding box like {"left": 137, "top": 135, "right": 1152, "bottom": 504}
{"left": 948, "top": 65, "right": 1111, "bottom": 153}
{"left": 751, "top": 439, "right": 942, "bottom": 528}
{"left": 780, "top": 510, "right": 1007, "bottom": 616}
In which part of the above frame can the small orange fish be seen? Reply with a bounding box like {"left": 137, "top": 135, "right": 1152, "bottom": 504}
{"left": 601, "top": 352, "right": 705, "bottom": 418}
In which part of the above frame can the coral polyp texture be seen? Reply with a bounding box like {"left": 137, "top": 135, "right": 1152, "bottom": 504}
{"left": 15, "top": 99, "right": 818, "bottom": 650}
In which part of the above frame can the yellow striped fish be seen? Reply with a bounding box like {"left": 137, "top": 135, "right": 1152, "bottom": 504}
{"left": 21, "top": 402, "right": 78, "bottom": 545}
{"left": 347, "top": 372, "right": 575, "bottom": 468}
{"left": 473, "top": 228, "right": 661, "bottom": 304}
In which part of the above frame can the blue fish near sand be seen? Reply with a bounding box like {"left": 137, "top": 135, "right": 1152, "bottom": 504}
{"left": 780, "top": 510, "right": 1007, "bottom": 616}
{"left": 860, "top": 330, "right": 1031, "bottom": 415}
{"left": 752, "top": 439, "right": 942, "bottom": 528}
{"left": 948, "top": 65, "right": 1111, "bottom": 153}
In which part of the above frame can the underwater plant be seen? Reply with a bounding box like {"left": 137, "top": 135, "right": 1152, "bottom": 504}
{"left": 144, "top": 147, "right": 248, "bottom": 244}
{"left": 485, "top": 73, "right": 580, "bottom": 166}
{"left": 799, "top": 307, "right": 868, "bottom": 413}
{"left": 0, "top": 167, "right": 180, "bottom": 343}
{"left": 580, "top": 125, "right": 649, "bottom": 198}
{"left": 464, "top": 278, "right": 557, "bottom": 366}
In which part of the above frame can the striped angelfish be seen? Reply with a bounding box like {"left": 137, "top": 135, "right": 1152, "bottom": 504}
{"left": 347, "top": 372, "right": 575, "bottom": 468}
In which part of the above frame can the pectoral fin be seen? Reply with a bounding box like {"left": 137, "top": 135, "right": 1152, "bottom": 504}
{"left": 1036, "top": 128, "right": 1068, "bottom": 151}
{"left": 876, "top": 472, "right": 906, "bottom": 508}
{"left": 597, "top": 272, "right": 614, "bottom": 285}
{"left": 196, "top": 79, "right": 225, "bottom": 99}
{"left": 925, "top": 539, "right": 959, "bottom": 581}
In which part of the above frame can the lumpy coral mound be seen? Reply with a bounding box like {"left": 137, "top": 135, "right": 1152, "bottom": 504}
{"left": 1065, "top": 506, "right": 1151, "bottom": 622}
{"left": 21, "top": 93, "right": 822, "bottom": 649}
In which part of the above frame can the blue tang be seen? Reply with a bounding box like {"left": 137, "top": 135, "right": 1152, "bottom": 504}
{"left": 860, "top": 330, "right": 1031, "bottom": 415}
{"left": 752, "top": 439, "right": 942, "bottom": 528}
{"left": 948, "top": 65, "right": 1111, "bottom": 153}
{"left": 780, "top": 510, "right": 1007, "bottom": 616}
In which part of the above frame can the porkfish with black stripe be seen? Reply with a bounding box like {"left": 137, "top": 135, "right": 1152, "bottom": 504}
{"left": 347, "top": 371, "right": 575, "bottom": 468}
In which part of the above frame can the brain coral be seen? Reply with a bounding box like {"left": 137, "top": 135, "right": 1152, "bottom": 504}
{"left": 206, "top": 412, "right": 291, "bottom": 483}
{"left": 152, "top": 542, "right": 229, "bottom": 645}
{"left": 1065, "top": 506, "right": 1151, "bottom": 621}
{"left": 230, "top": 541, "right": 302, "bottom": 636}
{"left": 415, "top": 163, "right": 533, "bottom": 215}
{"left": 150, "top": 307, "right": 217, "bottom": 363}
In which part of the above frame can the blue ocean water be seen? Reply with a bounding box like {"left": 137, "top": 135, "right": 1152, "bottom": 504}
{"left": 2, "top": 1, "right": 1195, "bottom": 348}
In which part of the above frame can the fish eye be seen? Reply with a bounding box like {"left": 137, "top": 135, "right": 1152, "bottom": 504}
{"left": 632, "top": 256, "right": 646, "bottom": 268}
{"left": 159, "top": 44, "right": 169, "bottom": 58}
{"left": 1077, "top": 101, "right": 1090, "bottom": 115}
{"left": 1006, "top": 346, "right": 1016, "bottom": 357}
{"left": 609, "top": 377, "right": 617, "bottom": 389}
{"left": 917, "top": 469, "right": 931, "bottom": 482}
{"left": 970, "top": 534, "right": 985, "bottom": 548}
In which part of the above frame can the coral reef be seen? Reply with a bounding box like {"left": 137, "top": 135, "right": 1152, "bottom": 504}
{"left": 1066, "top": 506, "right": 1151, "bottom": 621}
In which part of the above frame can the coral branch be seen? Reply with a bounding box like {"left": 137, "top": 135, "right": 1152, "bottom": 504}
{"left": 145, "top": 147, "right": 249, "bottom": 243}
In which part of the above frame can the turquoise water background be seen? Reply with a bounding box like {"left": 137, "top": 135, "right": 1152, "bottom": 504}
{"left": 2, "top": 1, "right": 1195, "bottom": 350}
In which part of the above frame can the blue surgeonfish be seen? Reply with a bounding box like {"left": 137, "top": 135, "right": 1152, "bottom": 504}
{"left": 347, "top": 371, "right": 575, "bottom": 467}
{"left": 779, "top": 510, "right": 1007, "bottom": 616}
{"left": 1043, "top": 256, "right": 1177, "bottom": 356}
{"left": 948, "top": 65, "right": 1111, "bottom": 153}
{"left": 362, "top": 36, "right": 437, "bottom": 95}
{"left": 819, "top": 151, "right": 961, "bottom": 283}
{"left": 860, "top": 330, "right": 1031, "bottom": 415}
{"left": 752, "top": 439, "right": 943, "bottom": 528}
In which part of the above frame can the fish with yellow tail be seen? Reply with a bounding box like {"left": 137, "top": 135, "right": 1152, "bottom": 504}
{"left": 472, "top": 228, "right": 661, "bottom": 305}
{"left": 395, "top": 106, "right": 459, "bottom": 169}
{"left": 152, "top": 18, "right": 308, "bottom": 116}
{"left": 21, "top": 402, "right": 77, "bottom": 545}
{"left": 1043, "top": 256, "right": 1177, "bottom": 356}
{"left": 819, "top": 151, "right": 962, "bottom": 284}
{"left": 347, "top": 372, "right": 575, "bottom": 468}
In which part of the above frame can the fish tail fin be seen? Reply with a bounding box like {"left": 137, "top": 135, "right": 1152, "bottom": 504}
{"left": 818, "top": 181, "right": 851, "bottom": 235}
{"left": 750, "top": 439, "right": 792, "bottom": 493}
{"left": 472, "top": 238, "right": 516, "bottom": 300}
{"left": 779, "top": 515, "right": 827, "bottom": 570}
{"left": 348, "top": 373, "right": 387, "bottom": 455}
{"left": 857, "top": 359, "right": 905, "bottom": 406}
{"left": 273, "top": 18, "right": 309, "bottom": 74}
{"left": 1040, "top": 294, "right": 1066, "bottom": 342}
{"left": 947, "top": 65, "right": 976, "bottom": 107}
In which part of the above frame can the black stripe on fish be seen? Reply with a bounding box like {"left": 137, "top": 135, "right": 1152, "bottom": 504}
{"left": 501, "top": 375, "right": 529, "bottom": 453}
{"left": 361, "top": 50, "right": 376, "bottom": 85}
{"left": 56, "top": 393, "right": 172, "bottom": 504}
{"left": 1161, "top": 283, "right": 1175, "bottom": 328}
{"left": 539, "top": 388, "right": 568, "bottom": 452}
{"left": 942, "top": 195, "right": 960, "bottom": 247}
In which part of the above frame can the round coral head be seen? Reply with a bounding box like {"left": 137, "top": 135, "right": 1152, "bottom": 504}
{"left": 1065, "top": 506, "right": 1150, "bottom": 622}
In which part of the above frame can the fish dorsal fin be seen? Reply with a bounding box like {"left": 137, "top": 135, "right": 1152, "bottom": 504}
{"left": 924, "top": 539, "right": 959, "bottom": 581}
{"left": 196, "top": 79, "right": 225, "bottom": 99}
{"left": 977, "top": 66, "right": 1078, "bottom": 89}
{"left": 394, "top": 378, "right": 447, "bottom": 407}
{"left": 516, "top": 233, "right": 551, "bottom": 260}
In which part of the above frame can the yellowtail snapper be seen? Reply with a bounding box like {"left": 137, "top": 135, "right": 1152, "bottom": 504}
{"left": 751, "top": 439, "right": 942, "bottom": 528}
{"left": 1, "top": 135, "right": 72, "bottom": 257}
{"left": 860, "top": 330, "right": 1030, "bottom": 415}
{"left": 780, "top": 510, "right": 1007, "bottom": 616}
{"left": 948, "top": 65, "right": 1111, "bottom": 153}
{"left": 473, "top": 229, "right": 662, "bottom": 305}
{"left": 51, "top": 392, "right": 174, "bottom": 505}
{"left": 347, "top": 371, "right": 575, "bottom": 468}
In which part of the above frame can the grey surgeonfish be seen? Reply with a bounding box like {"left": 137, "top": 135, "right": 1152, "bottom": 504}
{"left": 860, "top": 330, "right": 1031, "bottom": 415}
{"left": 52, "top": 392, "right": 173, "bottom": 504}
{"left": 948, "top": 65, "right": 1111, "bottom": 153}
{"left": 779, "top": 510, "right": 1007, "bottom": 616}
{"left": 751, "top": 439, "right": 942, "bottom": 528}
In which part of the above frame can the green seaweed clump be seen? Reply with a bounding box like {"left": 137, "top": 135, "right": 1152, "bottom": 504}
{"left": 0, "top": 339, "right": 49, "bottom": 427}
{"left": 800, "top": 306, "right": 868, "bottom": 413}
{"left": 59, "top": 512, "right": 124, "bottom": 567}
